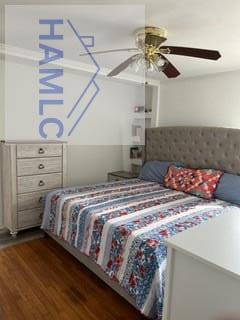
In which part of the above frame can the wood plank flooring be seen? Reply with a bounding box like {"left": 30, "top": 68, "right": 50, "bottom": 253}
{"left": 0, "top": 237, "right": 146, "bottom": 320}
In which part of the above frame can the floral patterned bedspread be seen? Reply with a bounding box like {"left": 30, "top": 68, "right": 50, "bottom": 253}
{"left": 41, "top": 179, "right": 238, "bottom": 319}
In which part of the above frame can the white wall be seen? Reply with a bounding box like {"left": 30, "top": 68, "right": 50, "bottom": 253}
{"left": 0, "top": 56, "right": 144, "bottom": 229}
{"left": 67, "top": 145, "right": 123, "bottom": 186}
{"left": 0, "top": 59, "right": 4, "bottom": 228}
{"left": 159, "top": 70, "right": 240, "bottom": 129}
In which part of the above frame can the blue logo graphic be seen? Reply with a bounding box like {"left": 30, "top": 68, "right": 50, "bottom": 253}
{"left": 38, "top": 19, "right": 100, "bottom": 139}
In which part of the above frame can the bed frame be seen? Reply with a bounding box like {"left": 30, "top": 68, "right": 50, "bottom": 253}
{"left": 46, "top": 126, "right": 240, "bottom": 313}
{"left": 145, "top": 126, "right": 240, "bottom": 174}
{"left": 47, "top": 233, "right": 137, "bottom": 307}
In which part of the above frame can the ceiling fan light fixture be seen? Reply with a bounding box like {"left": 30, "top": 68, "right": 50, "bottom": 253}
{"left": 131, "top": 57, "right": 155, "bottom": 73}
{"left": 104, "top": 25, "right": 221, "bottom": 79}
{"left": 135, "top": 26, "right": 168, "bottom": 49}
{"left": 131, "top": 55, "right": 168, "bottom": 74}
{"left": 145, "top": 59, "right": 154, "bottom": 72}
{"left": 131, "top": 56, "right": 145, "bottom": 72}
{"left": 155, "top": 56, "right": 169, "bottom": 71}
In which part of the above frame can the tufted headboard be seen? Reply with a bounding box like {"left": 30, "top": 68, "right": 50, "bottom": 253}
{"left": 145, "top": 126, "right": 240, "bottom": 175}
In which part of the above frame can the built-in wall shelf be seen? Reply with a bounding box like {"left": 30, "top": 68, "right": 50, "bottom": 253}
{"left": 127, "top": 83, "right": 159, "bottom": 174}
{"left": 131, "top": 158, "right": 143, "bottom": 166}
{"left": 145, "top": 113, "right": 152, "bottom": 119}
{"left": 134, "top": 112, "right": 152, "bottom": 120}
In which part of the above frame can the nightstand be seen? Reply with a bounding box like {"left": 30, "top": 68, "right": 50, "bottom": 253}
{"left": 107, "top": 171, "right": 139, "bottom": 182}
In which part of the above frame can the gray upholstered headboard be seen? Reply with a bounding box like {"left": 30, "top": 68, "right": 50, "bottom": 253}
{"left": 145, "top": 126, "right": 240, "bottom": 175}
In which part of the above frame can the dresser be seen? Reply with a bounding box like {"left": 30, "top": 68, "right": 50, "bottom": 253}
{"left": 163, "top": 211, "right": 240, "bottom": 320}
{"left": 0, "top": 141, "right": 67, "bottom": 236}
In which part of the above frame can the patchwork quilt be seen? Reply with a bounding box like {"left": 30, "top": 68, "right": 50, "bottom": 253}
{"left": 41, "top": 179, "right": 238, "bottom": 319}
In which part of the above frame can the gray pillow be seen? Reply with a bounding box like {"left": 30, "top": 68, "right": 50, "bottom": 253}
{"left": 139, "top": 160, "right": 184, "bottom": 184}
{"left": 215, "top": 173, "right": 240, "bottom": 205}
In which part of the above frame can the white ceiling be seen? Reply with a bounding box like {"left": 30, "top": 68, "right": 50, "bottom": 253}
{"left": 1, "top": 0, "right": 240, "bottom": 80}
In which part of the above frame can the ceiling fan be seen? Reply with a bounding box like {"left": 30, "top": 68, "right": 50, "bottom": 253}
{"left": 79, "top": 27, "right": 221, "bottom": 78}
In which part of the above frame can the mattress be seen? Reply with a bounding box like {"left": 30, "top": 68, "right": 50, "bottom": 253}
{"left": 41, "top": 179, "right": 238, "bottom": 319}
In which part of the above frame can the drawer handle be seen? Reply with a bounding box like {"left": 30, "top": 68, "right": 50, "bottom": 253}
{"left": 39, "top": 180, "right": 45, "bottom": 187}
{"left": 38, "top": 164, "right": 45, "bottom": 169}
{"left": 38, "top": 196, "right": 44, "bottom": 204}
{"left": 38, "top": 148, "right": 45, "bottom": 154}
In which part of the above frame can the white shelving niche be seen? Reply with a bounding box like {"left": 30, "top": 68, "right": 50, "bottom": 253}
{"left": 129, "top": 82, "right": 160, "bottom": 174}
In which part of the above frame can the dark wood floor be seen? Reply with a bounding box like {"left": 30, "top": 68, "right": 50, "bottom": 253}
{"left": 0, "top": 237, "right": 146, "bottom": 320}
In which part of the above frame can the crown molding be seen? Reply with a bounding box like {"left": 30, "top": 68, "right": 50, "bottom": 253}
{"left": 0, "top": 43, "right": 160, "bottom": 87}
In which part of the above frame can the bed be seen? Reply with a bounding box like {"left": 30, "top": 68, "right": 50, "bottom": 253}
{"left": 42, "top": 126, "right": 240, "bottom": 320}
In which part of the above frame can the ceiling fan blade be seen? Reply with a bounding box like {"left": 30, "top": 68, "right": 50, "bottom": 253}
{"left": 107, "top": 54, "right": 142, "bottom": 77}
{"left": 161, "top": 46, "right": 221, "bottom": 60}
{"left": 160, "top": 56, "right": 181, "bottom": 78}
{"left": 79, "top": 48, "right": 139, "bottom": 57}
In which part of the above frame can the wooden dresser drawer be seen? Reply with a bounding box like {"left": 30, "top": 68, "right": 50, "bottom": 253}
{"left": 17, "top": 144, "right": 62, "bottom": 158}
{"left": 1, "top": 141, "right": 66, "bottom": 236}
{"left": 17, "top": 173, "right": 62, "bottom": 194}
{"left": 17, "top": 157, "right": 62, "bottom": 176}
{"left": 17, "top": 208, "right": 43, "bottom": 229}
{"left": 17, "top": 191, "right": 48, "bottom": 211}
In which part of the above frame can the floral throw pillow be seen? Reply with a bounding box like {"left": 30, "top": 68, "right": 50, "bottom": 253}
{"left": 164, "top": 166, "right": 223, "bottom": 199}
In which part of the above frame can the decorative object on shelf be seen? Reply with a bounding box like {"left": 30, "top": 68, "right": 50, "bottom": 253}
{"left": 145, "top": 108, "right": 152, "bottom": 113}
{"left": 132, "top": 125, "right": 143, "bottom": 137}
{"left": 130, "top": 146, "right": 143, "bottom": 159}
{"left": 134, "top": 106, "right": 145, "bottom": 113}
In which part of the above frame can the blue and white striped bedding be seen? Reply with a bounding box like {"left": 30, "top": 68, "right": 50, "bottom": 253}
{"left": 41, "top": 179, "right": 238, "bottom": 319}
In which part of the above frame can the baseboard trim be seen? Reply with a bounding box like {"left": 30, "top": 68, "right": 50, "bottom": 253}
{"left": 0, "top": 228, "right": 44, "bottom": 249}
